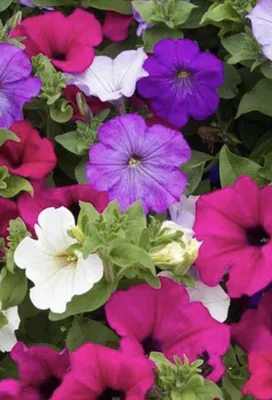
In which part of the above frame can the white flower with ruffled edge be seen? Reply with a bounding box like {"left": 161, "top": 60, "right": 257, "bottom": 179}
{"left": 64, "top": 48, "right": 149, "bottom": 102}
{"left": 0, "top": 301, "right": 20, "bottom": 352}
{"left": 169, "top": 194, "right": 199, "bottom": 238}
{"left": 14, "top": 207, "right": 104, "bottom": 314}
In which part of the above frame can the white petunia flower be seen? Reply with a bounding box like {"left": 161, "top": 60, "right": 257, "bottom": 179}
{"left": 0, "top": 303, "right": 20, "bottom": 352}
{"left": 187, "top": 281, "right": 230, "bottom": 323}
{"left": 14, "top": 207, "right": 104, "bottom": 314}
{"left": 64, "top": 48, "right": 149, "bottom": 102}
{"left": 169, "top": 195, "right": 199, "bottom": 236}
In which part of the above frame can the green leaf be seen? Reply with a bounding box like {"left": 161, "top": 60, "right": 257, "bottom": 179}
{"left": 250, "top": 136, "right": 272, "bottom": 162}
{"left": 0, "top": 175, "right": 33, "bottom": 198}
{"left": 222, "top": 375, "right": 243, "bottom": 400}
{"left": 0, "top": 311, "right": 8, "bottom": 329}
{"left": 169, "top": 1, "right": 197, "bottom": 28}
{"left": 78, "top": 201, "right": 99, "bottom": 229}
{"left": 201, "top": 4, "right": 241, "bottom": 24}
{"left": 6, "top": 218, "right": 30, "bottom": 273}
{"left": 219, "top": 145, "right": 261, "bottom": 187}
{"left": 258, "top": 152, "right": 272, "bottom": 182}
{"left": 109, "top": 241, "right": 155, "bottom": 271}
{"left": 123, "top": 201, "right": 146, "bottom": 244}
{"left": 143, "top": 26, "right": 182, "bottom": 53}
{"left": 49, "top": 280, "right": 112, "bottom": 321}
{"left": 132, "top": 1, "right": 154, "bottom": 22}
{"left": 0, "top": 129, "right": 19, "bottom": 147}
{"left": 0, "top": 0, "right": 13, "bottom": 12}
{"left": 236, "top": 78, "right": 272, "bottom": 118}
{"left": 81, "top": 0, "right": 132, "bottom": 14}
{"left": 222, "top": 33, "right": 263, "bottom": 67}
{"left": 0, "top": 268, "right": 28, "bottom": 309}
{"left": 66, "top": 318, "right": 118, "bottom": 351}
{"left": 50, "top": 100, "right": 73, "bottom": 124}
{"left": 195, "top": 380, "right": 224, "bottom": 400}
{"left": 218, "top": 63, "right": 241, "bottom": 99}
{"left": 31, "top": 0, "right": 76, "bottom": 6}
{"left": 75, "top": 156, "right": 88, "bottom": 184}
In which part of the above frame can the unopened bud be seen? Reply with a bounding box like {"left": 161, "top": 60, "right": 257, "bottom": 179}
{"left": 76, "top": 92, "right": 93, "bottom": 124}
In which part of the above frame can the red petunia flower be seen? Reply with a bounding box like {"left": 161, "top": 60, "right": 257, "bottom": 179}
{"left": 194, "top": 176, "right": 272, "bottom": 298}
{"left": 10, "top": 9, "right": 103, "bottom": 73}
{"left": 0, "top": 121, "right": 56, "bottom": 183}
{"left": 103, "top": 11, "right": 133, "bottom": 42}
{"left": 63, "top": 85, "right": 107, "bottom": 121}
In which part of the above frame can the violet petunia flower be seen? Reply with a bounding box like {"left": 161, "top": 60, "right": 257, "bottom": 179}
{"left": 137, "top": 38, "right": 224, "bottom": 127}
{"left": 19, "top": 0, "right": 54, "bottom": 10}
{"left": 105, "top": 277, "right": 230, "bottom": 382}
{"left": 247, "top": 0, "right": 272, "bottom": 61}
{"left": 132, "top": 0, "right": 152, "bottom": 36}
{"left": 0, "top": 43, "right": 41, "bottom": 128}
{"left": 87, "top": 114, "right": 191, "bottom": 213}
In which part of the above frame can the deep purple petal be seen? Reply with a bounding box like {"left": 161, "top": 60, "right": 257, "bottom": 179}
{"left": 187, "top": 85, "right": 220, "bottom": 120}
{"left": 193, "top": 53, "right": 224, "bottom": 88}
{"left": 0, "top": 43, "right": 32, "bottom": 83}
{"left": 151, "top": 96, "right": 190, "bottom": 127}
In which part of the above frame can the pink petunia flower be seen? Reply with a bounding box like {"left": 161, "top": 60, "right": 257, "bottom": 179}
{"left": 51, "top": 341, "right": 155, "bottom": 400}
{"left": 10, "top": 9, "right": 103, "bottom": 73}
{"left": 17, "top": 184, "right": 108, "bottom": 229}
{"left": 105, "top": 278, "right": 230, "bottom": 382}
{"left": 194, "top": 176, "right": 272, "bottom": 298}
{"left": 232, "top": 292, "right": 272, "bottom": 353}
{"left": 243, "top": 351, "right": 272, "bottom": 400}
{"left": 10, "top": 342, "right": 70, "bottom": 400}
{"left": 0, "top": 121, "right": 56, "bottom": 183}
{"left": 0, "top": 379, "right": 38, "bottom": 400}
{"left": 103, "top": 11, "right": 133, "bottom": 42}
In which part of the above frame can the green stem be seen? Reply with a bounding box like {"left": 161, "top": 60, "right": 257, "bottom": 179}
{"left": 103, "top": 259, "right": 115, "bottom": 285}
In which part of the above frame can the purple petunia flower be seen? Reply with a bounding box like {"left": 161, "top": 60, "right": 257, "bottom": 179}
{"left": 137, "top": 38, "right": 224, "bottom": 127}
{"left": 132, "top": 0, "right": 152, "bottom": 36}
{"left": 87, "top": 114, "right": 191, "bottom": 213}
{"left": 0, "top": 43, "right": 41, "bottom": 128}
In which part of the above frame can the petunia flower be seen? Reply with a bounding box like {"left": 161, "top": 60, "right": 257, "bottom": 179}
{"left": 169, "top": 194, "right": 199, "bottom": 238}
{"left": 87, "top": 114, "right": 191, "bottom": 213}
{"left": 17, "top": 183, "right": 108, "bottom": 229}
{"left": 242, "top": 351, "right": 272, "bottom": 399}
{"left": 194, "top": 176, "right": 272, "bottom": 298}
{"left": 232, "top": 292, "right": 272, "bottom": 353}
{"left": 247, "top": 0, "right": 272, "bottom": 61}
{"left": 14, "top": 207, "right": 104, "bottom": 313}
{"left": 10, "top": 9, "right": 103, "bottom": 73}
{"left": 0, "top": 302, "right": 20, "bottom": 352}
{"left": 132, "top": 0, "right": 153, "bottom": 36}
{"left": 103, "top": 11, "right": 133, "bottom": 42}
{"left": 137, "top": 38, "right": 224, "bottom": 127}
{"left": 0, "top": 198, "right": 18, "bottom": 239}
{"left": 105, "top": 277, "right": 230, "bottom": 382}
{"left": 10, "top": 342, "right": 70, "bottom": 400}
{"left": 63, "top": 85, "right": 108, "bottom": 121}
{"left": 0, "top": 121, "right": 56, "bottom": 183}
{"left": 64, "top": 48, "right": 148, "bottom": 102}
{"left": 0, "top": 43, "right": 41, "bottom": 128}
{"left": 51, "top": 341, "right": 155, "bottom": 400}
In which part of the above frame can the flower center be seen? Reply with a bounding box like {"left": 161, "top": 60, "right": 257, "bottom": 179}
{"left": 52, "top": 52, "right": 66, "bottom": 61}
{"left": 142, "top": 336, "right": 162, "bottom": 355}
{"left": 128, "top": 155, "right": 140, "bottom": 167}
{"left": 246, "top": 225, "right": 270, "bottom": 247}
{"left": 177, "top": 69, "right": 189, "bottom": 79}
{"left": 198, "top": 351, "right": 214, "bottom": 378}
{"left": 98, "top": 388, "right": 125, "bottom": 400}
{"left": 39, "top": 376, "right": 61, "bottom": 400}
{"left": 69, "top": 202, "right": 80, "bottom": 219}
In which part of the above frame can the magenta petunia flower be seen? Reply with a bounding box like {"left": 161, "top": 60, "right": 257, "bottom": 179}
{"left": 232, "top": 293, "right": 272, "bottom": 353}
{"left": 0, "top": 121, "right": 56, "bottom": 183}
{"left": 17, "top": 184, "right": 109, "bottom": 229}
{"left": 10, "top": 9, "right": 103, "bottom": 73}
{"left": 87, "top": 114, "right": 191, "bottom": 213}
{"left": 51, "top": 341, "right": 155, "bottom": 400}
{"left": 194, "top": 176, "right": 272, "bottom": 298}
{"left": 0, "top": 198, "right": 18, "bottom": 239}
{"left": 105, "top": 278, "right": 230, "bottom": 382}
{"left": 0, "top": 43, "right": 41, "bottom": 128}
{"left": 10, "top": 342, "right": 70, "bottom": 400}
{"left": 137, "top": 38, "right": 224, "bottom": 127}
{"left": 243, "top": 351, "right": 272, "bottom": 399}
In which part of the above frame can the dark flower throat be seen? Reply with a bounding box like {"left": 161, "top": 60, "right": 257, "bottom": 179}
{"left": 39, "top": 376, "right": 61, "bottom": 400}
{"left": 246, "top": 225, "right": 270, "bottom": 247}
{"left": 98, "top": 388, "right": 125, "bottom": 400}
